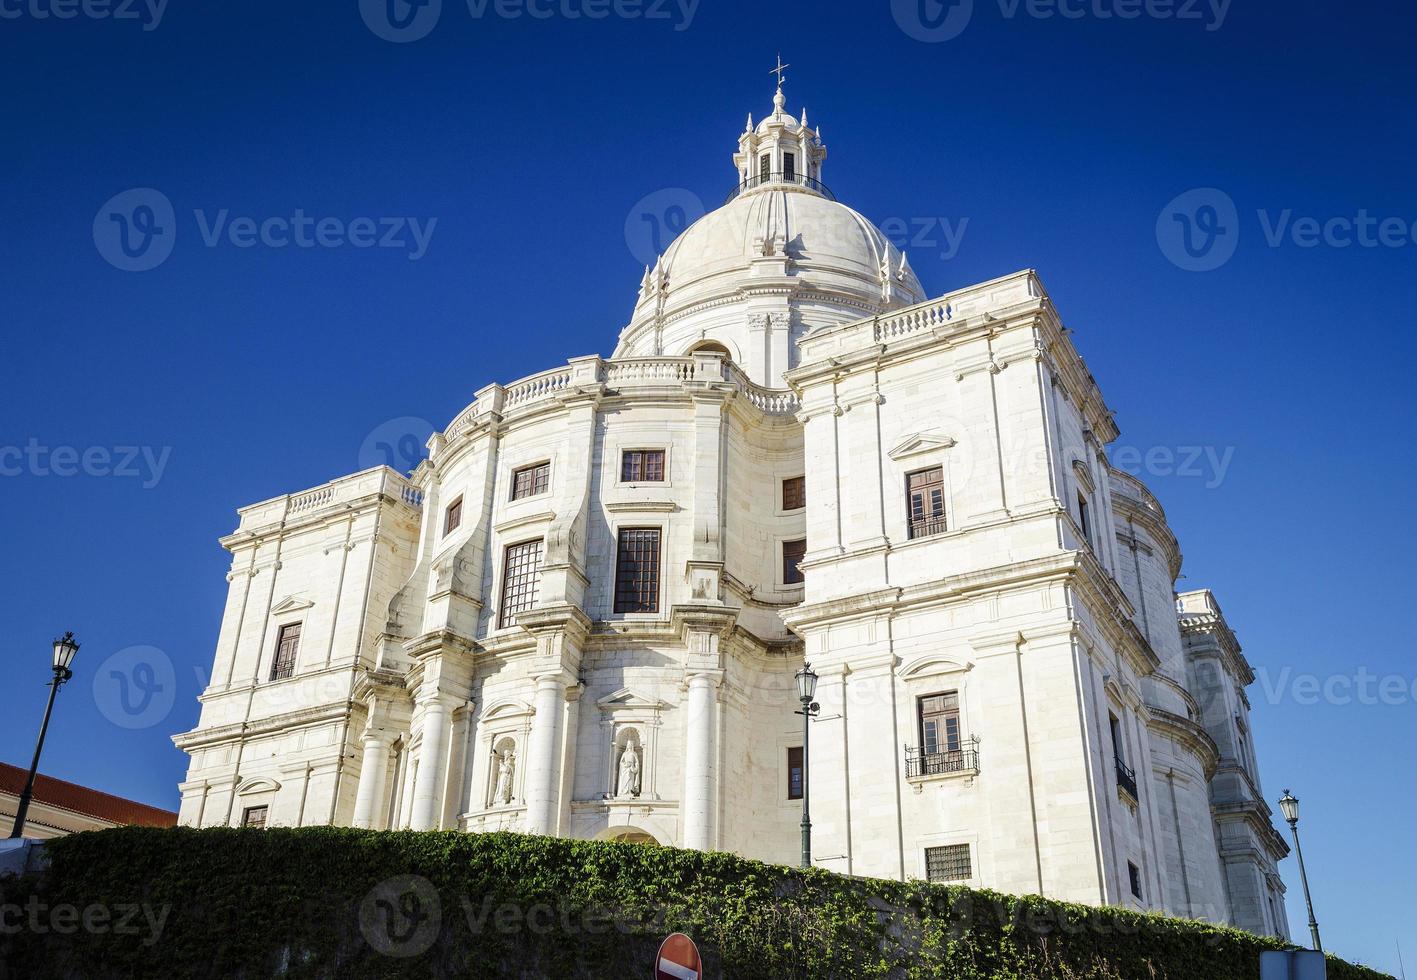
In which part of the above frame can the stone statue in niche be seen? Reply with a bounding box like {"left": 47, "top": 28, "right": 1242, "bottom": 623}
{"left": 493, "top": 747, "right": 515, "bottom": 806}
{"left": 616, "top": 740, "right": 641, "bottom": 798}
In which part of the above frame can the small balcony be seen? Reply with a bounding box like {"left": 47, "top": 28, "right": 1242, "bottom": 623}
{"left": 905, "top": 736, "right": 980, "bottom": 779}
{"left": 724, "top": 172, "right": 835, "bottom": 205}
{"left": 907, "top": 515, "right": 948, "bottom": 540}
{"left": 1115, "top": 758, "right": 1139, "bottom": 800}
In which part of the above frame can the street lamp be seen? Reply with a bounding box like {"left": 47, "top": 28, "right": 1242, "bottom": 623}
{"left": 794, "top": 663, "right": 820, "bottom": 869}
{"left": 1278, "top": 789, "right": 1322, "bottom": 952}
{"left": 9, "top": 632, "right": 80, "bottom": 839}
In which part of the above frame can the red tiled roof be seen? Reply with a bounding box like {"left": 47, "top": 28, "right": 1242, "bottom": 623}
{"left": 0, "top": 762, "right": 177, "bottom": 829}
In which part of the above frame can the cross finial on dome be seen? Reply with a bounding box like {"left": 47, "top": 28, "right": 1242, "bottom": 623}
{"left": 770, "top": 54, "right": 790, "bottom": 89}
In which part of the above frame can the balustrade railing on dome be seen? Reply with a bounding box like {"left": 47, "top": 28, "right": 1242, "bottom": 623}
{"left": 724, "top": 172, "right": 835, "bottom": 205}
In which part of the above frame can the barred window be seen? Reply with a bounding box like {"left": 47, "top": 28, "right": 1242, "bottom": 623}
{"left": 269, "top": 622, "right": 301, "bottom": 681}
{"left": 782, "top": 475, "right": 806, "bottom": 511}
{"left": 444, "top": 496, "right": 463, "bottom": 535}
{"left": 499, "top": 539, "right": 544, "bottom": 628}
{"left": 787, "top": 746, "right": 804, "bottom": 800}
{"left": 907, "top": 467, "right": 946, "bottom": 539}
{"left": 620, "top": 449, "right": 665, "bottom": 483}
{"left": 242, "top": 805, "right": 268, "bottom": 829}
{"left": 925, "top": 844, "right": 971, "bottom": 883}
{"left": 613, "top": 527, "right": 661, "bottom": 613}
{"left": 512, "top": 462, "right": 550, "bottom": 500}
{"left": 783, "top": 538, "right": 807, "bottom": 585}
{"left": 919, "top": 692, "right": 961, "bottom": 756}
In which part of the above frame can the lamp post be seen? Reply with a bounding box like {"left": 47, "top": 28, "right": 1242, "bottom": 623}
{"left": 9, "top": 632, "right": 80, "bottom": 839}
{"left": 1278, "top": 789, "right": 1322, "bottom": 952}
{"left": 794, "top": 663, "right": 820, "bottom": 869}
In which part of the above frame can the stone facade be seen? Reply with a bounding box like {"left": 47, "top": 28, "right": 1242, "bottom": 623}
{"left": 172, "top": 83, "right": 1289, "bottom": 937}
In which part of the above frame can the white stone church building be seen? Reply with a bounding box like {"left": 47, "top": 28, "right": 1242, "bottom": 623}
{"left": 174, "top": 82, "right": 1291, "bottom": 937}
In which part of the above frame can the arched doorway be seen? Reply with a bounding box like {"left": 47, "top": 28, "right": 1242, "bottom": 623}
{"left": 599, "top": 826, "right": 661, "bottom": 845}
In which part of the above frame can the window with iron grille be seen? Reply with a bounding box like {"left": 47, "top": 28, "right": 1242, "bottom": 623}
{"left": 444, "top": 496, "right": 463, "bottom": 535}
{"left": 242, "top": 805, "right": 269, "bottom": 829}
{"left": 620, "top": 449, "right": 665, "bottom": 483}
{"left": 906, "top": 466, "right": 947, "bottom": 539}
{"left": 783, "top": 538, "right": 807, "bottom": 585}
{"left": 511, "top": 462, "right": 550, "bottom": 500}
{"left": 1128, "top": 862, "right": 1143, "bottom": 899}
{"left": 759, "top": 154, "right": 770, "bottom": 181}
{"left": 269, "top": 622, "right": 301, "bottom": 681}
{"left": 925, "top": 844, "right": 971, "bottom": 882}
{"left": 613, "top": 528, "right": 661, "bottom": 613}
{"left": 787, "top": 746, "right": 804, "bottom": 800}
{"left": 782, "top": 475, "right": 806, "bottom": 511}
{"left": 919, "top": 691, "right": 962, "bottom": 756}
{"left": 784, "top": 152, "right": 796, "bottom": 181}
{"left": 499, "top": 539, "right": 544, "bottom": 628}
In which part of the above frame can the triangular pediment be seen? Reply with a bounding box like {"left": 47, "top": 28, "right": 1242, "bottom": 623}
{"left": 887, "top": 430, "right": 957, "bottom": 461}
{"left": 270, "top": 595, "right": 315, "bottom": 616}
{"left": 597, "top": 687, "right": 667, "bottom": 713}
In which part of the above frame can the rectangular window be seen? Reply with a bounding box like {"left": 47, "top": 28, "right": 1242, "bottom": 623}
{"left": 241, "top": 805, "right": 268, "bottom": 829}
{"left": 925, "top": 844, "right": 971, "bottom": 883}
{"left": 907, "top": 467, "right": 947, "bottom": 539}
{"left": 1128, "top": 862, "right": 1144, "bottom": 899}
{"left": 1109, "top": 713, "right": 1125, "bottom": 763}
{"left": 620, "top": 449, "right": 665, "bottom": 483}
{"left": 613, "top": 528, "right": 662, "bottom": 613}
{"left": 919, "top": 692, "right": 962, "bottom": 756}
{"left": 499, "top": 539, "right": 544, "bottom": 628}
{"left": 269, "top": 622, "right": 301, "bottom": 681}
{"left": 787, "top": 746, "right": 804, "bottom": 801}
{"left": 444, "top": 496, "right": 463, "bottom": 535}
{"left": 1078, "top": 492, "right": 1092, "bottom": 548}
{"left": 759, "top": 154, "right": 770, "bottom": 182}
{"left": 511, "top": 462, "right": 550, "bottom": 500}
{"left": 783, "top": 152, "right": 796, "bottom": 181}
{"left": 782, "top": 475, "right": 806, "bottom": 511}
{"left": 783, "top": 538, "right": 807, "bottom": 585}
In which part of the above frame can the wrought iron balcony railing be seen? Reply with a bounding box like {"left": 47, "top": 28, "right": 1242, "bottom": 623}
{"left": 905, "top": 736, "right": 980, "bottom": 778}
{"left": 908, "top": 515, "right": 948, "bottom": 540}
{"left": 1115, "top": 758, "right": 1139, "bottom": 799}
{"left": 724, "top": 172, "right": 835, "bottom": 205}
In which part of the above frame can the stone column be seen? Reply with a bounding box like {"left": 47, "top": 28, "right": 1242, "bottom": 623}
{"left": 524, "top": 673, "right": 569, "bottom": 836}
{"left": 681, "top": 671, "right": 720, "bottom": 851}
{"left": 409, "top": 695, "right": 453, "bottom": 831}
{"left": 352, "top": 730, "right": 396, "bottom": 830}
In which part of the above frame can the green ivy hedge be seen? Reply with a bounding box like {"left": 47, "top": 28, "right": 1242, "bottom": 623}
{"left": 0, "top": 826, "right": 1389, "bottom": 980}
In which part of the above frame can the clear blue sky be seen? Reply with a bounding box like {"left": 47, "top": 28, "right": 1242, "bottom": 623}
{"left": 1, "top": 0, "right": 1412, "bottom": 973}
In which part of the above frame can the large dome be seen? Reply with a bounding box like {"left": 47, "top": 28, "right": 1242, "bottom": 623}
{"left": 612, "top": 88, "right": 925, "bottom": 388}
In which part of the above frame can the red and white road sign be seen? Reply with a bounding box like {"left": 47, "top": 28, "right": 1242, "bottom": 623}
{"left": 654, "top": 932, "right": 702, "bottom": 980}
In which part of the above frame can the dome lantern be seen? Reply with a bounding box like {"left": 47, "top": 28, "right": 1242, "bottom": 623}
{"left": 730, "top": 60, "right": 828, "bottom": 204}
